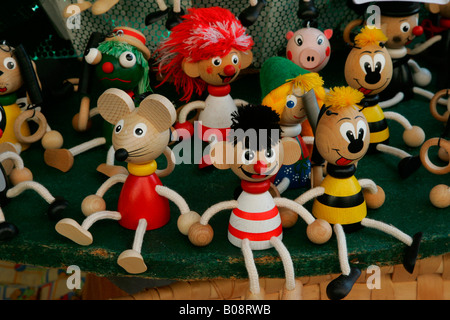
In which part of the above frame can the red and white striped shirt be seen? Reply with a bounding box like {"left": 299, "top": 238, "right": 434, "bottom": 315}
{"left": 228, "top": 180, "right": 282, "bottom": 250}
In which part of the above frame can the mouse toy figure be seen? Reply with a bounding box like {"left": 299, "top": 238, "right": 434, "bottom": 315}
{"left": 44, "top": 27, "right": 153, "bottom": 177}
{"left": 155, "top": 7, "right": 254, "bottom": 169}
{"left": 0, "top": 42, "right": 63, "bottom": 157}
{"left": 297, "top": 86, "right": 422, "bottom": 300}
{"left": 345, "top": 26, "right": 425, "bottom": 178}
{"left": 186, "top": 104, "right": 332, "bottom": 300}
{"left": 55, "top": 88, "right": 199, "bottom": 274}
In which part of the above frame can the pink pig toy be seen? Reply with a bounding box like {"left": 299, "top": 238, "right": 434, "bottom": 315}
{"left": 286, "top": 26, "right": 333, "bottom": 73}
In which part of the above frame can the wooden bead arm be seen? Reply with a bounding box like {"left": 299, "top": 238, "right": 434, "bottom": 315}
{"left": 0, "top": 151, "right": 32, "bottom": 184}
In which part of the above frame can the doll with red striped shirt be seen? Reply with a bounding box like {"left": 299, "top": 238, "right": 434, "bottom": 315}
{"left": 185, "top": 104, "right": 332, "bottom": 300}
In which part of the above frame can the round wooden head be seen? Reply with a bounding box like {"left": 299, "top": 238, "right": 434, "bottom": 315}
{"left": 315, "top": 87, "right": 369, "bottom": 166}
{"left": 344, "top": 27, "right": 393, "bottom": 96}
{"left": 0, "top": 45, "right": 23, "bottom": 95}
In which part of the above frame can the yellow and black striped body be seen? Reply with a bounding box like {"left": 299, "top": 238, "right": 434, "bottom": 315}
{"left": 312, "top": 164, "right": 366, "bottom": 231}
{"left": 358, "top": 97, "right": 389, "bottom": 153}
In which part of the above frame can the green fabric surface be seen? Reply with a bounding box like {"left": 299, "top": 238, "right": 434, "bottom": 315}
{"left": 0, "top": 45, "right": 448, "bottom": 282}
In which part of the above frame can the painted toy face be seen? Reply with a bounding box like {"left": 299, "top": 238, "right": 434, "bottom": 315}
{"left": 230, "top": 140, "right": 284, "bottom": 182}
{"left": 195, "top": 50, "right": 247, "bottom": 86}
{"left": 315, "top": 105, "right": 369, "bottom": 166}
{"left": 0, "top": 48, "right": 23, "bottom": 95}
{"left": 112, "top": 112, "right": 171, "bottom": 164}
{"left": 280, "top": 91, "right": 307, "bottom": 125}
{"left": 94, "top": 53, "right": 144, "bottom": 91}
{"left": 345, "top": 44, "right": 393, "bottom": 96}
{"left": 286, "top": 27, "right": 332, "bottom": 72}
{"left": 381, "top": 14, "right": 421, "bottom": 49}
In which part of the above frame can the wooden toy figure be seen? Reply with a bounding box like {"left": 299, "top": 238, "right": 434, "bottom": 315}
{"left": 344, "top": 26, "right": 425, "bottom": 178}
{"left": 238, "top": 1, "right": 267, "bottom": 27}
{"left": 44, "top": 27, "right": 152, "bottom": 177}
{"left": 186, "top": 104, "right": 332, "bottom": 300}
{"left": 0, "top": 151, "right": 68, "bottom": 240}
{"left": 156, "top": 7, "right": 254, "bottom": 168}
{"left": 298, "top": 86, "right": 422, "bottom": 300}
{"left": 260, "top": 56, "right": 325, "bottom": 192}
{"left": 295, "top": 87, "right": 422, "bottom": 299}
{"left": 285, "top": 25, "right": 333, "bottom": 73}
{"left": 0, "top": 43, "right": 63, "bottom": 156}
{"left": 55, "top": 88, "right": 200, "bottom": 274}
{"left": 63, "top": 0, "right": 119, "bottom": 17}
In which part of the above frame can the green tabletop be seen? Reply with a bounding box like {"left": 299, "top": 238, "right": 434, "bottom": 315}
{"left": 0, "top": 46, "right": 448, "bottom": 282}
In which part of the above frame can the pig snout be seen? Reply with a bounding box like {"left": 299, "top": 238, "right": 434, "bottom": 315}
{"left": 299, "top": 48, "right": 321, "bottom": 70}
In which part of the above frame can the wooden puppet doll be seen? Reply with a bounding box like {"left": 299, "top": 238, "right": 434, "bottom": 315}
{"left": 44, "top": 26, "right": 153, "bottom": 177}
{"left": 298, "top": 86, "right": 422, "bottom": 300}
{"left": 344, "top": 26, "right": 425, "bottom": 179}
{"left": 155, "top": 7, "right": 254, "bottom": 168}
{"left": 63, "top": 0, "right": 119, "bottom": 17}
{"left": 0, "top": 43, "right": 63, "bottom": 157}
{"left": 55, "top": 88, "right": 199, "bottom": 274}
{"left": 260, "top": 56, "right": 325, "bottom": 192}
{"left": 186, "top": 104, "right": 332, "bottom": 299}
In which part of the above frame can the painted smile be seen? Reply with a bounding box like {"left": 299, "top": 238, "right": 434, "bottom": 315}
{"left": 0, "top": 87, "right": 6, "bottom": 93}
{"left": 219, "top": 73, "right": 236, "bottom": 83}
{"left": 333, "top": 149, "right": 362, "bottom": 166}
{"left": 354, "top": 78, "right": 390, "bottom": 95}
{"left": 239, "top": 162, "right": 278, "bottom": 179}
{"left": 100, "top": 77, "right": 132, "bottom": 83}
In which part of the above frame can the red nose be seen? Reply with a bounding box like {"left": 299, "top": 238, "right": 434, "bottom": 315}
{"left": 254, "top": 161, "right": 267, "bottom": 174}
{"left": 224, "top": 65, "right": 236, "bottom": 76}
{"left": 102, "top": 62, "right": 114, "bottom": 74}
{"left": 412, "top": 26, "right": 424, "bottom": 37}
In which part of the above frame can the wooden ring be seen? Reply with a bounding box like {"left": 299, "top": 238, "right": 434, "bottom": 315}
{"left": 14, "top": 110, "right": 48, "bottom": 144}
{"left": 420, "top": 137, "right": 450, "bottom": 175}
{"left": 430, "top": 89, "right": 450, "bottom": 123}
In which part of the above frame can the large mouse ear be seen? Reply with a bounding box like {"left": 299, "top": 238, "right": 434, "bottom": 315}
{"left": 137, "top": 94, "right": 177, "bottom": 132}
{"left": 97, "top": 88, "right": 136, "bottom": 124}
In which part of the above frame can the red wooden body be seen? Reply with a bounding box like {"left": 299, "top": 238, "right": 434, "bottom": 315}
{"left": 117, "top": 173, "right": 170, "bottom": 230}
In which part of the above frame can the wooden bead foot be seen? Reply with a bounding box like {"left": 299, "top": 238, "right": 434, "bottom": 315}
{"left": 281, "top": 280, "right": 303, "bottom": 300}
{"left": 44, "top": 149, "right": 74, "bottom": 172}
{"left": 96, "top": 163, "right": 128, "bottom": 177}
{"left": 55, "top": 218, "right": 93, "bottom": 246}
{"left": 117, "top": 249, "right": 147, "bottom": 274}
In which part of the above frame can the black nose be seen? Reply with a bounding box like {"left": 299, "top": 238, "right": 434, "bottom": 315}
{"left": 365, "top": 70, "right": 381, "bottom": 85}
{"left": 115, "top": 148, "right": 128, "bottom": 162}
{"left": 0, "top": 70, "right": 3, "bottom": 76}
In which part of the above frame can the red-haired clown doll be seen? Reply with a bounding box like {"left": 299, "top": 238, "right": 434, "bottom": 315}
{"left": 156, "top": 7, "right": 254, "bottom": 168}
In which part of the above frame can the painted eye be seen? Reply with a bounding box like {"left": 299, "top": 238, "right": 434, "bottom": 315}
{"left": 231, "top": 54, "right": 239, "bottom": 65}
{"left": 295, "top": 35, "right": 303, "bottom": 46}
{"left": 359, "top": 55, "right": 373, "bottom": 74}
{"left": 114, "top": 119, "right": 124, "bottom": 134}
{"left": 400, "top": 22, "right": 410, "bottom": 33}
{"left": 286, "top": 95, "right": 297, "bottom": 109}
{"left": 3, "top": 57, "right": 16, "bottom": 70}
{"left": 119, "top": 51, "right": 136, "bottom": 68}
{"left": 356, "top": 120, "right": 367, "bottom": 141}
{"left": 241, "top": 149, "right": 255, "bottom": 165}
{"left": 317, "top": 35, "right": 325, "bottom": 45}
{"left": 339, "top": 122, "right": 356, "bottom": 143}
{"left": 373, "top": 53, "right": 386, "bottom": 73}
{"left": 212, "top": 57, "right": 222, "bottom": 67}
{"left": 265, "top": 148, "right": 276, "bottom": 163}
{"left": 133, "top": 123, "right": 147, "bottom": 138}
{"left": 84, "top": 48, "right": 102, "bottom": 65}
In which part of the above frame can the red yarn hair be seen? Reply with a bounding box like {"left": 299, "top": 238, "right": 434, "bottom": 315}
{"left": 155, "top": 7, "right": 254, "bottom": 102}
